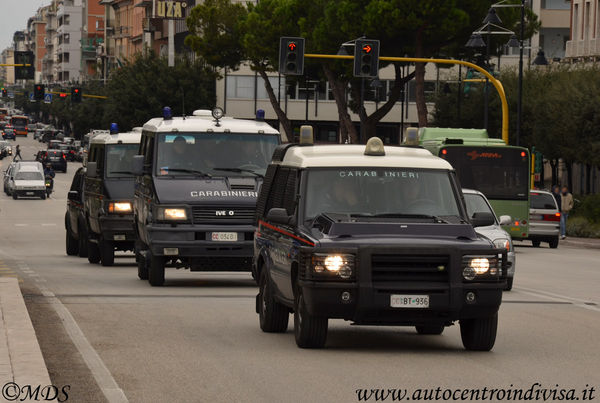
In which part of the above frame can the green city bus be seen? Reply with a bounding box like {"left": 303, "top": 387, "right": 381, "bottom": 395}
{"left": 416, "top": 127, "right": 530, "bottom": 240}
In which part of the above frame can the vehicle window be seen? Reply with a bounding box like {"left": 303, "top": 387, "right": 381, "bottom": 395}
{"left": 463, "top": 193, "right": 496, "bottom": 220}
{"left": 303, "top": 168, "right": 461, "bottom": 220}
{"left": 105, "top": 144, "right": 139, "bottom": 177}
{"left": 530, "top": 192, "right": 557, "bottom": 210}
{"left": 70, "top": 169, "right": 82, "bottom": 191}
{"left": 155, "top": 132, "right": 279, "bottom": 177}
{"left": 15, "top": 171, "right": 43, "bottom": 181}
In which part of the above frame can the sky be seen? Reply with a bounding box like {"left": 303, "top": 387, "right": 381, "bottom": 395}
{"left": 1, "top": 0, "right": 50, "bottom": 52}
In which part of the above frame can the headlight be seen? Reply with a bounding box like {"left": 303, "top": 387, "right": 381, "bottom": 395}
{"left": 493, "top": 238, "right": 511, "bottom": 252}
{"left": 108, "top": 201, "right": 132, "bottom": 213}
{"left": 156, "top": 207, "right": 188, "bottom": 221}
{"left": 462, "top": 255, "right": 500, "bottom": 281}
{"left": 312, "top": 253, "right": 355, "bottom": 280}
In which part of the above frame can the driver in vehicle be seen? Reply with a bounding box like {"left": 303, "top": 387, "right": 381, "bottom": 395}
{"left": 320, "top": 180, "right": 360, "bottom": 214}
{"left": 159, "top": 135, "right": 194, "bottom": 174}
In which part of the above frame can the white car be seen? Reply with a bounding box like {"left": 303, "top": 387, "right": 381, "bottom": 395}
{"left": 463, "top": 188, "right": 516, "bottom": 291}
{"left": 9, "top": 163, "right": 46, "bottom": 200}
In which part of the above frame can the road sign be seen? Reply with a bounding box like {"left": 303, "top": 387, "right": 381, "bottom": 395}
{"left": 44, "top": 93, "right": 52, "bottom": 104}
{"left": 8, "top": 92, "right": 14, "bottom": 99}
{"left": 29, "top": 92, "right": 35, "bottom": 102}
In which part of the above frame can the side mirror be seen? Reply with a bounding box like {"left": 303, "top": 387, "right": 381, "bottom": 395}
{"left": 131, "top": 155, "right": 145, "bottom": 176}
{"left": 498, "top": 215, "right": 512, "bottom": 226}
{"left": 471, "top": 212, "right": 495, "bottom": 228}
{"left": 67, "top": 190, "right": 78, "bottom": 201}
{"left": 266, "top": 208, "right": 291, "bottom": 226}
{"left": 86, "top": 161, "right": 97, "bottom": 178}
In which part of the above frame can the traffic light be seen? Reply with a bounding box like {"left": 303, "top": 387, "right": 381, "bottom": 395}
{"left": 353, "top": 39, "right": 379, "bottom": 78}
{"left": 1, "top": 88, "right": 6, "bottom": 98}
{"left": 279, "top": 37, "right": 305, "bottom": 75}
{"left": 59, "top": 92, "right": 68, "bottom": 99}
{"left": 34, "top": 84, "right": 45, "bottom": 100}
{"left": 71, "top": 87, "right": 82, "bottom": 103}
{"left": 14, "top": 51, "right": 35, "bottom": 80}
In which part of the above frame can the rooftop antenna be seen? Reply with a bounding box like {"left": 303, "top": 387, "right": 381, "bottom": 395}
{"left": 181, "top": 87, "right": 186, "bottom": 120}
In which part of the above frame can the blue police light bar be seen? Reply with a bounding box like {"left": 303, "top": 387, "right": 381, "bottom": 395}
{"left": 163, "top": 106, "right": 172, "bottom": 120}
{"left": 256, "top": 109, "right": 265, "bottom": 121}
{"left": 110, "top": 123, "right": 119, "bottom": 134}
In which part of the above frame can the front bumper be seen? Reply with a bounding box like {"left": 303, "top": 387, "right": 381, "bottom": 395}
{"left": 298, "top": 246, "right": 506, "bottom": 325}
{"left": 146, "top": 223, "right": 255, "bottom": 270}
{"left": 14, "top": 188, "right": 46, "bottom": 197}
{"left": 99, "top": 214, "right": 136, "bottom": 243}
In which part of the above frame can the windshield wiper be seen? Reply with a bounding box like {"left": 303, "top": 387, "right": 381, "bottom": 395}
{"left": 351, "top": 213, "right": 449, "bottom": 223}
{"left": 213, "top": 167, "right": 264, "bottom": 178}
{"left": 161, "top": 168, "right": 212, "bottom": 178}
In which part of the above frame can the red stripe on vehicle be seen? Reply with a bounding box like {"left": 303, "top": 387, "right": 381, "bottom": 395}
{"left": 258, "top": 220, "right": 315, "bottom": 246}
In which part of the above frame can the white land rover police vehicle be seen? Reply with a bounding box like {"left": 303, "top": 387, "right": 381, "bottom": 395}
{"left": 254, "top": 129, "right": 507, "bottom": 350}
{"left": 132, "top": 107, "right": 280, "bottom": 286}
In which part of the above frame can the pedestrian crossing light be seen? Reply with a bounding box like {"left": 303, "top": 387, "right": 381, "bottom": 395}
{"left": 279, "top": 37, "right": 305, "bottom": 75}
{"left": 34, "top": 84, "right": 45, "bottom": 100}
{"left": 71, "top": 87, "right": 82, "bottom": 103}
{"left": 1, "top": 88, "right": 6, "bottom": 97}
{"left": 354, "top": 39, "right": 380, "bottom": 78}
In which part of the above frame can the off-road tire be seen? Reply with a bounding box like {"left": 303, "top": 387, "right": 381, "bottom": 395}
{"left": 460, "top": 313, "right": 498, "bottom": 351}
{"left": 294, "top": 289, "right": 328, "bottom": 348}
{"left": 99, "top": 240, "right": 114, "bottom": 266}
{"left": 148, "top": 254, "right": 165, "bottom": 286}
{"left": 258, "top": 269, "right": 289, "bottom": 332}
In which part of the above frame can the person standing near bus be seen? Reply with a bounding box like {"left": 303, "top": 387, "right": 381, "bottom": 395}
{"left": 560, "top": 186, "right": 574, "bottom": 239}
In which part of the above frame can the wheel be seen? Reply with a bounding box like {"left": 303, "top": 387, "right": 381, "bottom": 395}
{"left": 65, "top": 226, "right": 78, "bottom": 256}
{"left": 87, "top": 240, "right": 101, "bottom": 264}
{"left": 460, "top": 313, "right": 498, "bottom": 351}
{"left": 77, "top": 223, "right": 88, "bottom": 258}
{"left": 148, "top": 253, "right": 165, "bottom": 286}
{"left": 415, "top": 325, "right": 444, "bottom": 335}
{"left": 99, "top": 240, "right": 114, "bottom": 266}
{"left": 258, "top": 269, "right": 289, "bottom": 332}
{"left": 137, "top": 251, "right": 149, "bottom": 280}
{"left": 548, "top": 237, "right": 559, "bottom": 249}
{"left": 504, "top": 277, "right": 514, "bottom": 291}
{"left": 41, "top": 193, "right": 46, "bottom": 200}
{"left": 12, "top": 192, "right": 17, "bottom": 200}
{"left": 531, "top": 240, "right": 541, "bottom": 247}
{"left": 294, "top": 288, "right": 328, "bottom": 348}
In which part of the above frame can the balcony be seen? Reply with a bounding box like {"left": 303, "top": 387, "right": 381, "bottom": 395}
{"left": 111, "top": 26, "right": 131, "bottom": 39}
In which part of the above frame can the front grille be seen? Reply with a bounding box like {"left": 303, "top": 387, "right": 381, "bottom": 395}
{"left": 371, "top": 254, "right": 450, "bottom": 283}
{"left": 192, "top": 206, "right": 255, "bottom": 223}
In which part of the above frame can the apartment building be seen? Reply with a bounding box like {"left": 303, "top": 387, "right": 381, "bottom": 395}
{"left": 26, "top": 7, "right": 49, "bottom": 82}
{"left": 564, "top": 0, "right": 600, "bottom": 58}
{"left": 43, "top": 0, "right": 60, "bottom": 83}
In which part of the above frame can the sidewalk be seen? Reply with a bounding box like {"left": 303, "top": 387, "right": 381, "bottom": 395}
{"left": 0, "top": 277, "right": 50, "bottom": 392}
{"left": 560, "top": 236, "right": 600, "bottom": 249}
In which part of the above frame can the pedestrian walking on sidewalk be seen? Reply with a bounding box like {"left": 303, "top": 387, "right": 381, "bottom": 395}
{"left": 551, "top": 185, "right": 561, "bottom": 210}
{"left": 560, "top": 186, "right": 574, "bottom": 239}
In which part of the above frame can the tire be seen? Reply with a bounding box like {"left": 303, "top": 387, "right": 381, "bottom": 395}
{"left": 137, "top": 251, "right": 149, "bottom": 280}
{"left": 65, "top": 227, "right": 78, "bottom": 256}
{"left": 258, "top": 269, "right": 289, "bottom": 333}
{"left": 460, "top": 313, "right": 498, "bottom": 351}
{"left": 148, "top": 253, "right": 165, "bottom": 286}
{"left": 41, "top": 193, "right": 46, "bottom": 200}
{"left": 415, "top": 325, "right": 445, "bottom": 335}
{"left": 99, "top": 240, "right": 114, "bottom": 266}
{"left": 12, "top": 192, "right": 17, "bottom": 200}
{"left": 294, "top": 289, "right": 328, "bottom": 348}
{"left": 77, "top": 223, "right": 88, "bottom": 258}
{"left": 87, "top": 240, "right": 101, "bottom": 264}
{"left": 548, "top": 237, "right": 559, "bottom": 249}
{"left": 504, "top": 277, "right": 514, "bottom": 291}
{"left": 531, "top": 240, "right": 541, "bottom": 247}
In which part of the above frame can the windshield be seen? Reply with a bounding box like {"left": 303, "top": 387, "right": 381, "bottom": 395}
{"left": 441, "top": 146, "right": 529, "bottom": 200}
{"left": 155, "top": 132, "right": 279, "bottom": 177}
{"left": 106, "top": 144, "right": 139, "bottom": 177}
{"left": 463, "top": 193, "right": 497, "bottom": 222}
{"left": 11, "top": 117, "right": 27, "bottom": 128}
{"left": 304, "top": 168, "right": 461, "bottom": 220}
{"left": 15, "top": 171, "right": 43, "bottom": 181}
{"left": 530, "top": 192, "right": 558, "bottom": 210}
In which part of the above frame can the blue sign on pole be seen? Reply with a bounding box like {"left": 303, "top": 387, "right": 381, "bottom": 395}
{"left": 44, "top": 93, "right": 52, "bottom": 104}
{"left": 29, "top": 92, "right": 35, "bottom": 102}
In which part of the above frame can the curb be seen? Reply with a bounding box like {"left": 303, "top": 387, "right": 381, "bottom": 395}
{"left": 560, "top": 237, "right": 600, "bottom": 250}
{"left": 0, "top": 278, "right": 51, "bottom": 387}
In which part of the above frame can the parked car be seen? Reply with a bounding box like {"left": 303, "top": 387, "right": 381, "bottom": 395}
{"left": 462, "top": 188, "right": 516, "bottom": 291}
{"left": 48, "top": 139, "right": 62, "bottom": 149}
{"left": 3, "top": 127, "right": 16, "bottom": 140}
{"left": 526, "top": 189, "right": 560, "bottom": 248}
{"left": 44, "top": 150, "right": 68, "bottom": 173}
{"left": 0, "top": 140, "right": 11, "bottom": 159}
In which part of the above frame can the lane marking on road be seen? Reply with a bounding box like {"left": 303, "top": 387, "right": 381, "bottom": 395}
{"left": 41, "top": 223, "right": 57, "bottom": 226}
{"left": 14, "top": 224, "right": 28, "bottom": 227}
{"left": 0, "top": 251, "right": 129, "bottom": 403}
{"left": 517, "top": 286, "right": 600, "bottom": 313}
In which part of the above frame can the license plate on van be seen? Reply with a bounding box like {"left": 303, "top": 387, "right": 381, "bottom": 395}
{"left": 210, "top": 232, "right": 238, "bottom": 242}
{"left": 390, "top": 295, "right": 429, "bottom": 308}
